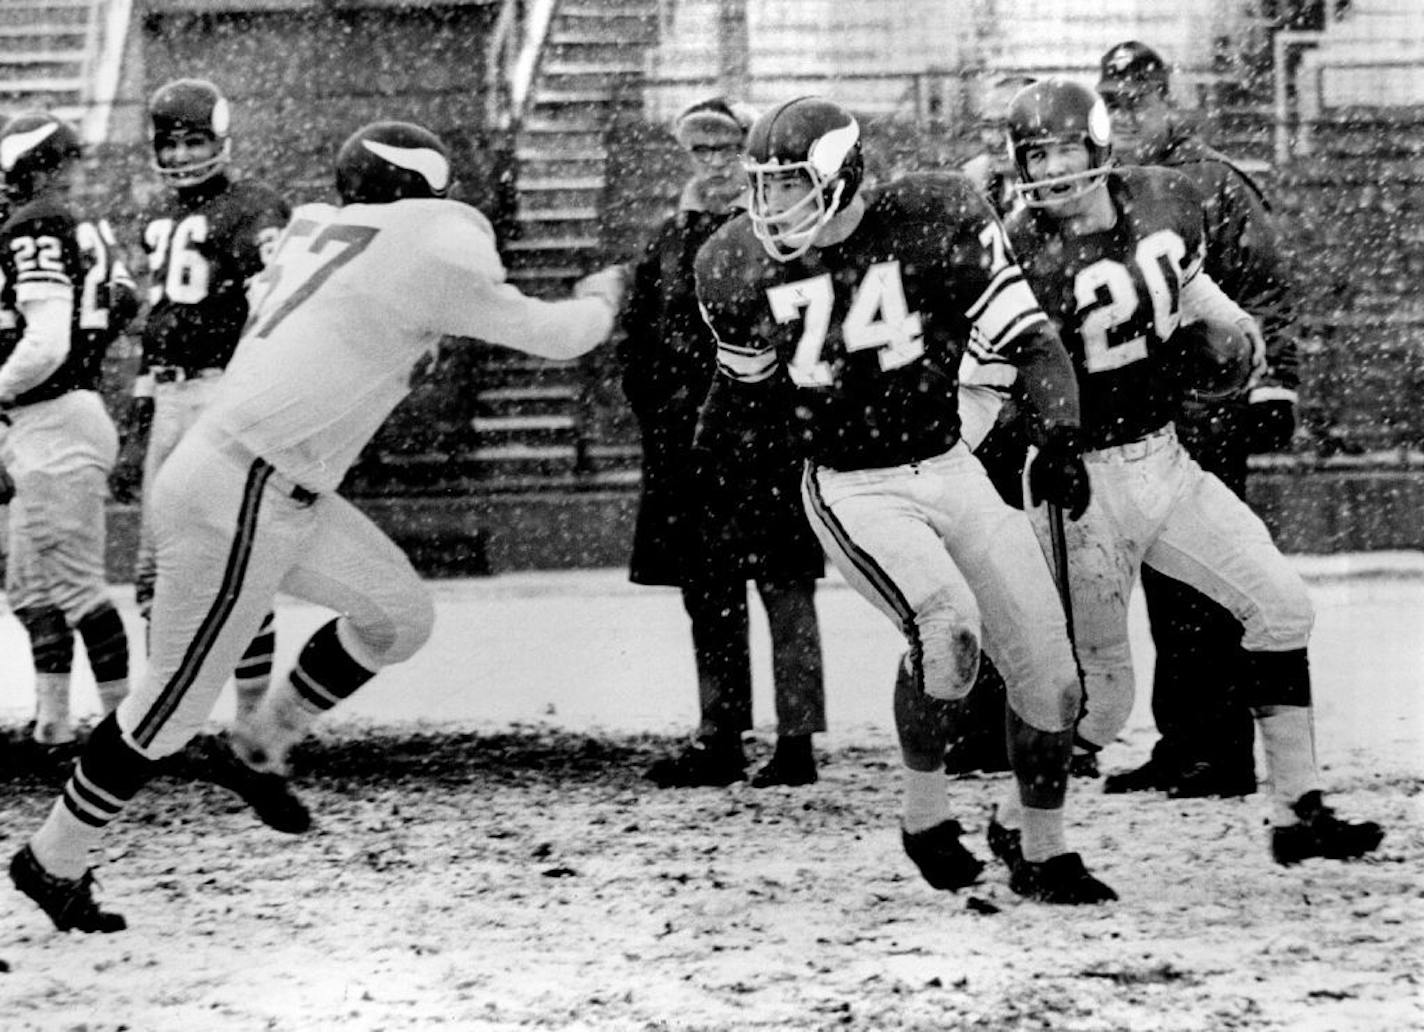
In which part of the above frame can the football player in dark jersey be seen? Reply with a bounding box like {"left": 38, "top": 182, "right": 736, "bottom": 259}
{"left": 996, "top": 78, "right": 1382, "bottom": 867}
{"left": 1096, "top": 41, "right": 1300, "bottom": 799}
{"left": 111, "top": 78, "right": 291, "bottom": 731}
{"left": 695, "top": 96, "right": 1114, "bottom": 904}
{"left": 0, "top": 113, "right": 138, "bottom": 748}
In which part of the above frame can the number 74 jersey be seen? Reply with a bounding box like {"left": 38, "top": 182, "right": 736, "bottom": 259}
{"left": 694, "top": 172, "right": 1048, "bottom": 472}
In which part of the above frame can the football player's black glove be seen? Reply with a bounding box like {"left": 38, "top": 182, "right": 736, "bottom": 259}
{"left": 1028, "top": 425, "right": 1090, "bottom": 520}
{"left": 0, "top": 463, "right": 13, "bottom": 506}
{"left": 1245, "top": 398, "right": 1296, "bottom": 454}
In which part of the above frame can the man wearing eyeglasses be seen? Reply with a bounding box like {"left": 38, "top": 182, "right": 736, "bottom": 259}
{"left": 1094, "top": 41, "right": 1301, "bottom": 801}
{"left": 618, "top": 97, "right": 827, "bottom": 788}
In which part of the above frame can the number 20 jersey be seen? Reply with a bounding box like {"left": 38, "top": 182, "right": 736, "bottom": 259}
{"left": 139, "top": 177, "right": 289, "bottom": 372}
{"left": 1004, "top": 165, "right": 1208, "bottom": 451}
{"left": 695, "top": 172, "right": 1049, "bottom": 472}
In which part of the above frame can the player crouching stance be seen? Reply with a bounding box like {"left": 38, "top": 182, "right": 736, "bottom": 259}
{"left": 695, "top": 97, "right": 1113, "bottom": 904}
{"left": 9, "top": 120, "right": 627, "bottom": 932}
{"left": 996, "top": 78, "right": 1383, "bottom": 867}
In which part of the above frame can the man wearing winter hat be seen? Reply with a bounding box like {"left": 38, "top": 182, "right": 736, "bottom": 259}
{"left": 619, "top": 97, "right": 827, "bottom": 788}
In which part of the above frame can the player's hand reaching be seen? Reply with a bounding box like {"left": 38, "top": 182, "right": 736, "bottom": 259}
{"left": 0, "top": 462, "right": 14, "bottom": 506}
{"left": 1028, "top": 425, "right": 1090, "bottom": 520}
{"left": 573, "top": 264, "right": 629, "bottom": 314}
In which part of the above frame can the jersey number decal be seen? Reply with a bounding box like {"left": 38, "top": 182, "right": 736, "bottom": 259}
{"left": 766, "top": 261, "right": 924, "bottom": 388}
{"left": 1076, "top": 229, "right": 1186, "bottom": 373}
{"left": 145, "top": 215, "right": 211, "bottom": 306}
{"left": 249, "top": 219, "right": 379, "bottom": 339}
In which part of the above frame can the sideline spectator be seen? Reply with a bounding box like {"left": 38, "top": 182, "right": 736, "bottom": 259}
{"left": 620, "top": 97, "right": 827, "bottom": 789}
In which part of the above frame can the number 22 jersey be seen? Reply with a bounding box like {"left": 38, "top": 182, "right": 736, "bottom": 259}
{"left": 694, "top": 172, "right": 1051, "bottom": 472}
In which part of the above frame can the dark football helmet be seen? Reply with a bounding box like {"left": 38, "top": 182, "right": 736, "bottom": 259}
{"left": 0, "top": 112, "right": 82, "bottom": 201}
{"left": 334, "top": 121, "right": 451, "bottom": 205}
{"left": 743, "top": 97, "right": 863, "bottom": 261}
{"left": 1004, "top": 78, "right": 1113, "bottom": 209}
{"left": 149, "top": 78, "right": 231, "bottom": 188}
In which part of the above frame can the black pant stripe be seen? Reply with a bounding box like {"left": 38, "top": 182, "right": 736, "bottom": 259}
{"left": 134, "top": 459, "right": 275, "bottom": 748}
{"left": 802, "top": 464, "right": 917, "bottom": 628}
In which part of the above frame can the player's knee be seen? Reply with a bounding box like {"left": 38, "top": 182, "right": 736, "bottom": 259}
{"left": 1008, "top": 671, "right": 1081, "bottom": 734}
{"left": 17, "top": 605, "right": 72, "bottom": 674}
{"left": 1239, "top": 583, "right": 1314, "bottom": 653}
{"left": 351, "top": 586, "right": 435, "bottom": 666}
{"left": 913, "top": 597, "right": 981, "bottom": 702}
{"left": 75, "top": 601, "right": 130, "bottom": 683}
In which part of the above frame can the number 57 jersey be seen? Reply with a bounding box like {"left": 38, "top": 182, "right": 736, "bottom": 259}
{"left": 200, "top": 199, "right": 614, "bottom": 493}
{"left": 694, "top": 172, "right": 1049, "bottom": 472}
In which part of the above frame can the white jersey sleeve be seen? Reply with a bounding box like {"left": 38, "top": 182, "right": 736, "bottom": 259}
{"left": 201, "top": 199, "right": 612, "bottom": 493}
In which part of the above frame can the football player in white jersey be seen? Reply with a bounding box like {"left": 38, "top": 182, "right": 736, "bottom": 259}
{"left": 9, "top": 120, "right": 626, "bottom": 932}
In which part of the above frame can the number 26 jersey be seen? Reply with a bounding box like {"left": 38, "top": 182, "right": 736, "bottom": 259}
{"left": 695, "top": 172, "right": 1048, "bottom": 472}
{"left": 139, "top": 177, "right": 290, "bottom": 372}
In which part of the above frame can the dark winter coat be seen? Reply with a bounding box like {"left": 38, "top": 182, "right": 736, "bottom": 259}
{"left": 1138, "top": 127, "right": 1301, "bottom": 474}
{"left": 618, "top": 187, "right": 822, "bottom": 587}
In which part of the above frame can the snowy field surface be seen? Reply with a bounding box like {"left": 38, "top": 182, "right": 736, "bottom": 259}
{"left": 0, "top": 555, "right": 1420, "bottom": 1031}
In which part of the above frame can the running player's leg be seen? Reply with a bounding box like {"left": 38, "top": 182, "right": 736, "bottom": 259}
{"left": 803, "top": 459, "right": 987, "bottom": 891}
{"left": 237, "top": 494, "right": 435, "bottom": 773}
{"left": 939, "top": 452, "right": 1113, "bottom": 902}
{"left": 1146, "top": 463, "right": 1383, "bottom": 862}
{"left": 23, "top": 437, "right": 299, "bottom": 891}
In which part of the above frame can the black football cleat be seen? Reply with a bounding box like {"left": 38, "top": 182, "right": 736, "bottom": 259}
{"left": 986, "top": 811, "right": 1025, "bottom": 870}
{"left": 645, "top": 740, "right": 746, "bottom": 788}
{"left": 1102, "top": 756, "right": 1173, "bottom": 795}
{"left": 1009, "top": 852, "right": 1117, "bottom": 905}
{"left": 901, "top": 819, "right": 985, "bottom": 891}
{"left": 10, "top": 845, "right": 126, "bottom": 933}
{"left": 191, "top": 733, "right": 312, "bottom": 834}
{"left": 1271, "top": 791, "right": 1385, "bottom": 865}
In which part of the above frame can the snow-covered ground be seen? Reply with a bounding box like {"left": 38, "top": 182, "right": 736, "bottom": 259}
{"left": 0, "top": 554, "right": 1420, "bottom": 1032}
{"left": 4, "top": 553, "right": 1421, "bottom": 773}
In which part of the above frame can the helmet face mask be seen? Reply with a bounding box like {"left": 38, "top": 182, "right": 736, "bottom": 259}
{"left": 149, "top": 78, "right": 231, "bottom": 188}
{"left": 1005, "top": 79, "right": 1114, "bottom": 211}
{"left": 334, "top": 121, "right": 452, "bottom": 205}
{"left": 743, "top": 97, "right": 863, "bottom": 262}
